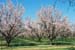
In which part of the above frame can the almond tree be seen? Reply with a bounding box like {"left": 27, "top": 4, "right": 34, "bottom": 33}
{"left": 37, "top": 7, "right": 71, "bottom": 43}
{"left": 71, "top": 24, "right": 75, "bottom": 37}
{"left": 24, "top": 17, "right": 44, "bottom": 41}
{"left": 37, "top": 7, "right": 60, "bottom": 42}
{"left": 24, "top": 17, "right": 34, "bottom": 39}
{"left": 0, "top": 0, "right": 24, "bottom": 46}
{"left": 59, "top": 17, "right": 71, "bottom": 38}
{"left": 31, "top": 21, "right": 44, "bottom": 41}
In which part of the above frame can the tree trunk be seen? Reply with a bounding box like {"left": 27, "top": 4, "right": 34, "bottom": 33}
{"left": 51, "top": 24, "right": 56, "bottom": 45}
{"left": 5, "top": 37, "right": 12, "bottom": 47}
{"left": 6, "top": 39, "right": 11, "bottom": 47}
{"left": 38, "top": 37, "right": 41, "bottom": 42}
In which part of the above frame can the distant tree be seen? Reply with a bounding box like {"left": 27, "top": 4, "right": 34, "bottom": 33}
{"left": 24, "top": 17, "right": 34, "bottom": 39}
{"left": 24, "top": 17, "right": 43, "bottom": 41}
{"left": 31, "top": 21, "right": 44, "bottom": 41}
{"left": 0, "top": 0, "right": 24, "bottom": 46}
{"left": 71, "top": 24, "right": 75, "bottom": 37}
{"left": 56, "top": 16, "right": 72, "bottom": 38}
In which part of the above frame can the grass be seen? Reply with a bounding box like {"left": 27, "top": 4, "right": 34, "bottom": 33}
{"left": 0, "top": 37, "right": 75, "bottom": 46}
{"left": 0, "top": 37, "right": 75, "bottom": 50}
{"left": 0, "top": 45, "right": 75, "bottom": 50}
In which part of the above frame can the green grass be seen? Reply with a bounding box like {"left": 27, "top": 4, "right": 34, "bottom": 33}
{"left": 0, "top": 37, "right": 75, "bottom": 50}
{"left": 0, "top": 37, "right": 75, "bottom": 47}
{"left": 0, "top": 45, "right": 75, "bottom": 50}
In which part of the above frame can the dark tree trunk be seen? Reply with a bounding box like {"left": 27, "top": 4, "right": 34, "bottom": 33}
{"left": 38, "top": 37, "right": 42, "bottom": 42}
{"left": 5, "top": 37, "right": 12, "bottom": 47}
{"left": 7, "top": 39, "right": 11, "bottom": 46}
{"left": 50, "top": 24, "right": 56, "bottom": 45}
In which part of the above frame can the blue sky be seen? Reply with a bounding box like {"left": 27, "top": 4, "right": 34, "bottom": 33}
{"left": 0, "top": 0, "right": 75, "bottom": 23}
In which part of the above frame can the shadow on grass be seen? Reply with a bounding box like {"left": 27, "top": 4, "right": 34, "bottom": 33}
{"left": 0, "top": 42, "right": 37, "bottom": 47}
{"left": 10, "top": 43, "right": 37, "bottom": 47}
{"left": 0, "top": 43, "right": 36, "bottom": 50}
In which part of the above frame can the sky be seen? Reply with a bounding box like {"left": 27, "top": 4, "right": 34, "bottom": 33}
{"left": 0, "top": 0, "right": 75, "bottom": 23}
